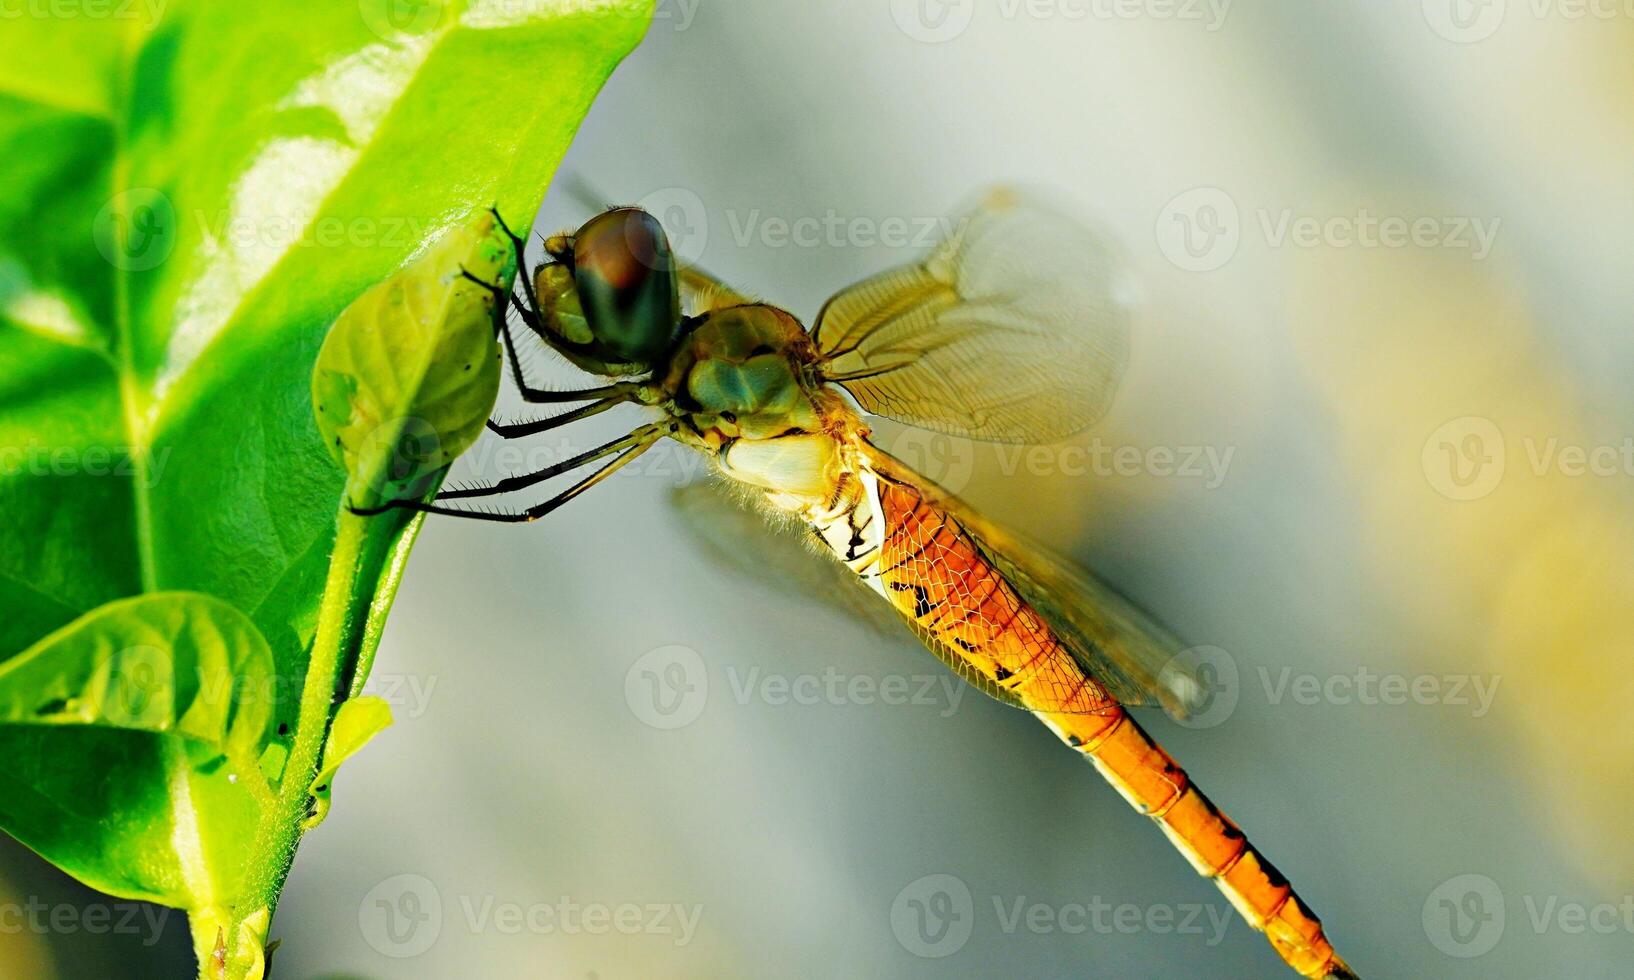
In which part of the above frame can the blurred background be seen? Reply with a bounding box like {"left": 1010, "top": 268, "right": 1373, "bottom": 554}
{"left": 5, "top": 1, "right": 1633, "bottom": 976}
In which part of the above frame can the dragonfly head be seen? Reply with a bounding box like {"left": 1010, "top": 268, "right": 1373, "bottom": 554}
{"left": 533, "top": 207, "right": 682, "bottom": 376}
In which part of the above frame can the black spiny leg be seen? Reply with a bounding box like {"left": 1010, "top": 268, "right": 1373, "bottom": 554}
{"left": 347, "top": 209, "right": 666, "bottom": 525}
{"left": 463, "top": 213, "right": 638, "bottom": 426}
{"left": 349, "top": 429, "right": 664, "bottom": 524}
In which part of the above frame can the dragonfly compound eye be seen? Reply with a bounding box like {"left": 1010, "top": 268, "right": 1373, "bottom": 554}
{"left": 572, "top": 207, "right": 682, "bottom": 364}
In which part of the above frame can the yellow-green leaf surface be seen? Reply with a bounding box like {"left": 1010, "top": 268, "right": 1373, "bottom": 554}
{"left": 0, "top": 593, "right": 281, "bottom": 908}
{"left": 313, "top": 211, "right": 510, "bottom": 507}
{"left": 304, "top": 695, "right": 393, "bottom": 830}
{"left": 0, "top": 592, "right": 278, "bottom": 759}
{"left": 0, "top": 0, "right": 652, "bottom": 918}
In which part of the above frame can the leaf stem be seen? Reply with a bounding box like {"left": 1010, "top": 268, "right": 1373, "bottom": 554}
{"left": 205, "top": 509, "right": 371, "bottom": 979}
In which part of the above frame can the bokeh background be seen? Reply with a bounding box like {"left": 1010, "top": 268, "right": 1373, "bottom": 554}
{"left": 4, "top": 1, "right": 1633, "bottom": 977}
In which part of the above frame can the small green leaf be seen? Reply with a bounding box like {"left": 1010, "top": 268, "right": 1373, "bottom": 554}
{"left": 0, "top": 592, "right": 279, "bottom": 765}
{"left": 0, "top": 593, "right": 280, "bottom": 908}
{"left": 313, "top": 209, "right": 512, "bottom": 507}
{"left": 303, "top": 695, "right": 393, "bottom": 830}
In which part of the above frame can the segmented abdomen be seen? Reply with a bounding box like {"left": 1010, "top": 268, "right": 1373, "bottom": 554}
{"left": 862, "top": 473, "right": 1355, "bottom": 979}
{"left": 869, "top": 477, "right": 1119, "bottom": 713}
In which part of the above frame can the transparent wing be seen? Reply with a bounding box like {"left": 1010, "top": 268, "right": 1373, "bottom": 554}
{"left": 680, "top": 265, "right": 751, "bottom": 315}
{"left": 812, "top": 190, "right": 1131, "bottom": 444}
{"left": 863, "top": 442, "right": 1208, "bottom": 718}
{"left": 670, "top": 479, "right": 916, "bottom": 641}
{"left": 670, "top": 478, "right": 1031, "bottom": 709}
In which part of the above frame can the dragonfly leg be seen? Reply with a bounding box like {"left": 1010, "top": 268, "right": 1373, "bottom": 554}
{"left": 349, "top": 427, "right": 664, "bottom": 524}
{"left": 485, "top": 391, "right": 636, "bottom": 438}
{"left": 435, "top": 422, "right": 668, "bottom": 501}
{"left": 481, "top": 204, "right": 562, "bottom": 359}
{"left": 456, "top": 261, "right": 620, "bottom": 413}
{"left": 487, "top": 205, "right": 549, "bottom": 340}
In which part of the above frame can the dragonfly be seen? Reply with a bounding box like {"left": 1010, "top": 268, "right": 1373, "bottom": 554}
{"left": 359, "top": 191, "right": 1357, "bottom": 978}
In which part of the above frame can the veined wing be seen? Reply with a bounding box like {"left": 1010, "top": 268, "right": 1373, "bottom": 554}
{"left": 812, "top": 190, "right": 1131, "bottom": 444}
{"left": 680, "top": 265, "right": 752, "bottom": 315}
{"left": 862, "top": 441, "right": 1207, "bottom": 719}
{"left": 670, "top": 478, "right": 1032, "bottom": 709}
{"left": 669, "top": 478, "right": 914, "bottom": 642}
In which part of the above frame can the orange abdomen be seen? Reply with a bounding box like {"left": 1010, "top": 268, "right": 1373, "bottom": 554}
{"left": 869, "top": 476, "right": 1355, "bottom": 979}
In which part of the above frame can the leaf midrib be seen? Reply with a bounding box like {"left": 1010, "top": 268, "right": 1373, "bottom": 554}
{"left": 109, "top": 25, "right": 157, "bottom": 593}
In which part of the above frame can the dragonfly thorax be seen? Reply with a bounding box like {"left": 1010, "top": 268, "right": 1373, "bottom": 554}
{"left": 662, "top": 303, "right": 864, "bottom": 512}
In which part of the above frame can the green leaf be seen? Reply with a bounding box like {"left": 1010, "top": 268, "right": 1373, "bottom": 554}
{"left": 0, "top": 0, "right": 653, "bottom": 651}
{"left": 313, "top": 210, "right": 509, "bottom": 507}
{"left": 303, "top": 695, "right": 393, "bottom": 830}
{"left": 0, "top": 0, "right": 652, "bottom": 929}
{"left": 0, "top": 595, "right": 284, "bottom": 908}
{"left": 0, "top": 592, "right": 280, "bottom": 765}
